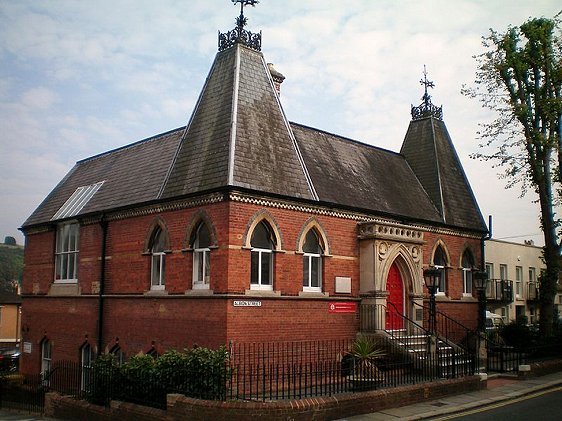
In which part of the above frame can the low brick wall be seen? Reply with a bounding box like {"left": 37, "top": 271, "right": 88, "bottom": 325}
{"left": 520, "top": 359, "right": 562, "bottom": 378}
{"left": 45, "top": 393, "right": 167, "bottom": 421}
{"left": 45, "top": 376, "right": 483, "bottom": 421}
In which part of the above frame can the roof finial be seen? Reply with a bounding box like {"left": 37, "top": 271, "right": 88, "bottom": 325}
{"left": 420, "top": 65, "right": 434, "bottom": 108}
{"left": 411, "top": 65, "right": 443, "bottom": 120}
{"left": 219, "top": 0, "right": 262, "bottom": 52}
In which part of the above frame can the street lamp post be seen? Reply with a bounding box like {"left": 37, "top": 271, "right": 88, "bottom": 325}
{"left": 473, "top": 269, "right": 489, "bottom": 333}
{"left": 423, "top": 267, "right": 441, "bottom": 335}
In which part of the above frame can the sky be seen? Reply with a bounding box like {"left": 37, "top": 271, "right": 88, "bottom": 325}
{"left": 1, "top": 0, "right": 560, "bottom": 247}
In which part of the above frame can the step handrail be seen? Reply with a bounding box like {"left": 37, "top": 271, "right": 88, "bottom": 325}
{"left": 360, "top": 302, "right": 430, "bottom": 357}
{"left": 412, "top": 301, "right": 475, "bottom": 352}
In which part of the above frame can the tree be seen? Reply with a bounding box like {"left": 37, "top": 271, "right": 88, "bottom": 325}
{"left": 463, "top": 14, "right": 562, "bottom": 336}
{"left": 3, "top": 236, "right": 16, "bottom": 246}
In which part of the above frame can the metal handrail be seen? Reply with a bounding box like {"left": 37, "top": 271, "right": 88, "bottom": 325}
{"left": 412, "top": 301, "right": 475, "bottom": 352}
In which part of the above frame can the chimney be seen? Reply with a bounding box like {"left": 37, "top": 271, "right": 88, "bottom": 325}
{"left": 267, "top": 63, "right": 285, "bottom": 95}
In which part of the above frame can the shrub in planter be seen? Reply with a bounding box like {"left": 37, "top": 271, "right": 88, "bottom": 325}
{"left": 345, "top": 335, "right": 386, "bottom": 390}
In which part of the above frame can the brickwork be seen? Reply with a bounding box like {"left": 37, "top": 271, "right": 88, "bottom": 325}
{"left": 21, "top": 196, "right": 481, "bottom": 373}
{"left": 44, "top": 376, "right": 483, "bottom": 421}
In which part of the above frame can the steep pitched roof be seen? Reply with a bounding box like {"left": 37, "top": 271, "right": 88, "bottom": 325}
{"left": 22, "top": 38, "right": 485, "bottom": 235}
{"left": 292, "top": 123, "right": 443, "bottom": 223}
{"left": 160, "top": 43, "right": 316, "bottom": 201}
{"left": 400, "top": 117, "right": 487, "bottom": 232}
{"left": 22, "top": 129, "right": 182, "bottom": 227}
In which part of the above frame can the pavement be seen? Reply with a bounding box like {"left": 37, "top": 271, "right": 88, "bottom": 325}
{"left": 339, "top": 371, "right": 562, "bottom": 420}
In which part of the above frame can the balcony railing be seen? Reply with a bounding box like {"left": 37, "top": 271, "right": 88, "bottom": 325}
{"left": 527, "top": 282, "right": 539, "bottom": 301}
{"left": 486, "top": 279, "right": 513, "bottom": 303}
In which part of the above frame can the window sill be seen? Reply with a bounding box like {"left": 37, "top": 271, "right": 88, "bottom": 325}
{"left": 49, "top": 283, "right": 81, "bottom": 296}
{"left": 299, "top": 291, "right": 329, "bottom": 298}
{"left": 185, "top": 289, "right": 214, "bottom": 296}
{"left": 245, "top": 289, "right": 281, "bottom": 297}
{"left": 144, "top": 289, "right": 168, "bottom": 296}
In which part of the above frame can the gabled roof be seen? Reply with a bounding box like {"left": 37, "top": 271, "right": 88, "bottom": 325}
{"left": 400, "top": 117, "right": 487, "bottom": 232}
{"left": 160, "top": 43, "right": 316, "bottom": 201}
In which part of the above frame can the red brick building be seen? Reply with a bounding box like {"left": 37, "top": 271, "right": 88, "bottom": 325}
{"left": 19, "top": 11, "right": 486, "bottom": 376}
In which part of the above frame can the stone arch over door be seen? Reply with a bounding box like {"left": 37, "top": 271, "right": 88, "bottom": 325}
{"left": 380, "top": 244, "right": 424, "bottom": 326}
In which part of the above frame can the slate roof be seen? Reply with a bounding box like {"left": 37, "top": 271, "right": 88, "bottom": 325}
{"left": 401, "top": 117, "right": 487, "bottom": 231}
{"left": 160, "top": 44, "right": 316, "bottom": 201}
{"left": 22, "top": 40, "right": 486, "bottom": 235}
{"left": 23, "top": 129, "right": 182, "bottom": 227}
{"left": 291, "top": 123, "right": 443, "bottom": 224}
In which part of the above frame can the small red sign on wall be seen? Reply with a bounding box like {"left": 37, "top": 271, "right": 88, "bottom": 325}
{"left": 328, "top": 302, "right": 357, "bottom": 314}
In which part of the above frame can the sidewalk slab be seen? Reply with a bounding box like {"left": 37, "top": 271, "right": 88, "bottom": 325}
{"left": 339, "top": 369, "right": 562, "bottom": 421}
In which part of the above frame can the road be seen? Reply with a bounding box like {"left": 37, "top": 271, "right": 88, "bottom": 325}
{"left": 431, "top": 387, "right": 562, "bottom": 420}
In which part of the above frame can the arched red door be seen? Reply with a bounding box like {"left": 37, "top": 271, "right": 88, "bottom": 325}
{"left": 386, "top": 262, "right": 404, "bottom": 330}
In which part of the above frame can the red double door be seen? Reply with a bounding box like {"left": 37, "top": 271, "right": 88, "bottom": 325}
{"left": 386, "top": 263, "right": 405, "bottom": 330}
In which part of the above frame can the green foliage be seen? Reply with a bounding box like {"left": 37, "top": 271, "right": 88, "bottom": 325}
{"left": 347, "top": 335, "right": 386, "bottom": 372}
{"left": 463, "top": 13, "right": 562, "bottom": 336}
{"left": 88, "top": 345, "right": 231, "bottom": 408}
{"left": 0, "top": 245, "right": 23, "bottom": 291}
{"left": 3, "top": 236, "right": 16, "bottom": 246}
{"left": 499, "top": 321, "right": 536, "bottom": 350}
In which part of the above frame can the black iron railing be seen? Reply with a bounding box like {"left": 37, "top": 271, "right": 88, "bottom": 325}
{"left": 487, "top": 279, "right": 514, "bottom": 303}
{"left": 412, "top": 302, "right": 475, "bottom": 351}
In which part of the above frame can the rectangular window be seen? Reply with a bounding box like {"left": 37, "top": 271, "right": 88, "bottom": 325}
{"left": 499, "top": 264, "right": 508, "bottom": 281}
{"left": 55, "top": 223, "right": 79, "bottom": 282}
{"left": 81, "top": 345, "right": 93, "bottom": 393}
{"left": 250, "top": 249, "right": 273, "bottom": 290}
{"left": 515, "top": 266, "right": 523, "bottom": 298}
{"left": 151, "top": 253, "right": 165, "bottom": 289}
{"left": 529, "top": 267, "right": 536, "bottom": 282}
{"left": 462, "top": 268, "right": 472, "bottom": 296}
{"left": 41, "top": 340, "right": 52, "bottom": 386}
{"left": 193, "top": 249, "right": 210, "bottom": 289}
{"left": 303, "top": 254, "right": 322, "bottom": 291}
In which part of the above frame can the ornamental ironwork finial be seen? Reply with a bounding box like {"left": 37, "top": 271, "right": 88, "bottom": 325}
{"left": 411, "top": 65, "right": 443, "bottom": 120}
{"left": 219, "top": 0, "right": 262, "bottom": 52}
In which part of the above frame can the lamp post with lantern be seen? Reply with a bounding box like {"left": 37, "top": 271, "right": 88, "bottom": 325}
{"left": 473, "top": 268, "right": 489, "bottom": 373}
{"left": 473, "top": 269, "right": 489, "bottom": 333}
{"left": 423, "top": 267, "right": 441, "bottom": 362}
{"left": 423, "top": 267, "right": 441, "bottom": 335}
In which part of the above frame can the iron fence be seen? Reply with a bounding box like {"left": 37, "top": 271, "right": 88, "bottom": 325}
{"left": 0, "top": 337, "right": 480, "bottom": 413}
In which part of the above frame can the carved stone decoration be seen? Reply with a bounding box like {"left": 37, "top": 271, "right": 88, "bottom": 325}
{"left": 358, "top": 221, "right": 424, "bottom": 244}
{"left": 411, "top": 245, "right": 420, "bottom": 261}
{"left": 359, "top": 221, "right": 426, "bottom": 315}
{"left": 378, "top": 242, "right": 388, "bottom": 260}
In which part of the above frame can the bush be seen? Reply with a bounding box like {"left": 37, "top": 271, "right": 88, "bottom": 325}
{"left": 88, "top": 345, "right": 231, "bottom": 408}
{"left": 500, "top": 321, "right": 537, "bottom": 350}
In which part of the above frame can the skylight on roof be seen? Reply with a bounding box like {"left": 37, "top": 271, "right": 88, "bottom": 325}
{"left": 51, "top": 181, "right": 105, "bottom": 221}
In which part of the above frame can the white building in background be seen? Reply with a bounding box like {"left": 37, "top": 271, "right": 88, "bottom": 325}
{"left": 484, "top": 239, "right": 553, "bottom": 324}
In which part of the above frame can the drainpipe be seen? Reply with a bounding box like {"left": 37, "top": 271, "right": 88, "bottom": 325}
{"left": 97, "top": 215, "right": 108, "bottom": 356}
{"left": 481, "top": 215, "right": 492, "bottom": 270}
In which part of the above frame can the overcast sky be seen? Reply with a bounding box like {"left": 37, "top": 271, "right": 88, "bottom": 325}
{"left": 1, "top": 0, "right": 560, "bottom": 247}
